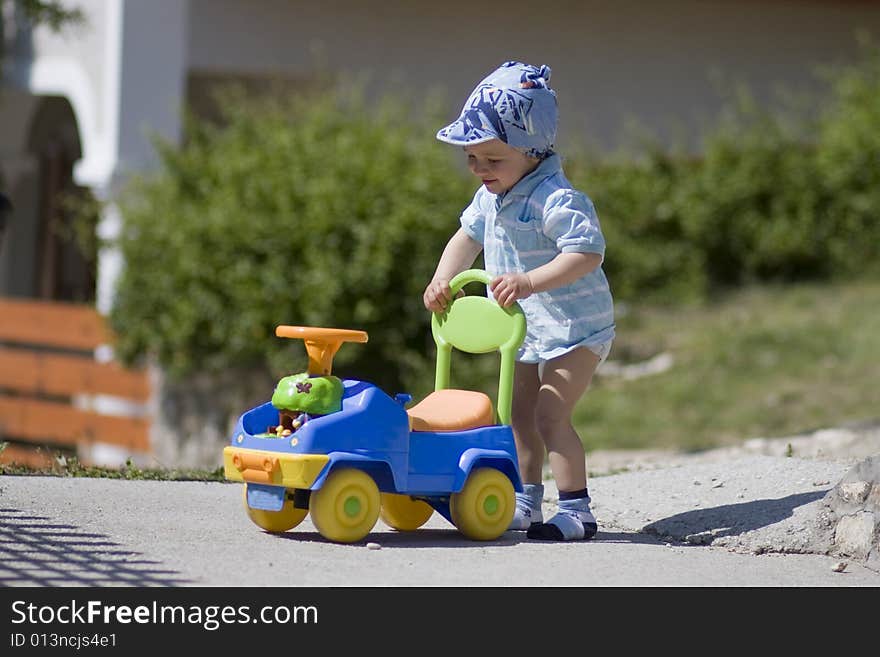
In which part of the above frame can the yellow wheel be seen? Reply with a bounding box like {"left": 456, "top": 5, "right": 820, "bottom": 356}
{"left": 243, "top": 485, "right": 308, "bottom": 533}
{"left": 380, "top": 493, "right": 434, "bottom": 531}
{"left": 310, "top": 468, "right": 380, "bottom": 543}
{"left": 450, "top": 468, "right": 515, "bottom": 541}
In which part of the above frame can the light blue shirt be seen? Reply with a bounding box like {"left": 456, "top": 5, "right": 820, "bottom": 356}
{"left": 459, "top": 154, "right": 615, "bottom": 363}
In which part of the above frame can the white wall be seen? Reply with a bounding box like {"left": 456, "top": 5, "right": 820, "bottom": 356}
{"left": 188, "top": 0, "right": 880, "bottom": 152}
{"left": 24, "top": 0, "right": 114, "bottom": 187}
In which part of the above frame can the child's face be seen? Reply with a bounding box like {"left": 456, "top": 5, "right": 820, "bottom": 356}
{"left": 463, "top": 140, "right": 540, "bottom": 195}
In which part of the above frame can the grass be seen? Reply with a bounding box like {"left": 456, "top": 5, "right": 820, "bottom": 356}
{"left": 574, "top": 278, "right": 880, "bottom": 453}
{"left": 0, "top": 448, "right": 225, "bottom": 481}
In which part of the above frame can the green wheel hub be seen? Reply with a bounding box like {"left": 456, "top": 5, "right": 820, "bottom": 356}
{"left": 483, "top": 495, "right": 499, "bottom": 515}
{"left": 344, "top": 496, "right": 361, "bottom": 518}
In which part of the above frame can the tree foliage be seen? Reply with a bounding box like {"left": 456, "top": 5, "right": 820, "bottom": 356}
{"left": 0, "top": 0, "right": 84, "bottom": 65}
{"left": 16, "top": 0, "right": 84, "bottom": 30}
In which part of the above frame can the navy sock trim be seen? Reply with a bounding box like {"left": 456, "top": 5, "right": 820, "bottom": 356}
{"left": 526, "top": 520, "right": 598, "bottom": 541}
{"left": 527, "top": 523, "right": 565, "bottom": 540}
{"left": 558, "top": 487, "right": 589, "bottom": 501}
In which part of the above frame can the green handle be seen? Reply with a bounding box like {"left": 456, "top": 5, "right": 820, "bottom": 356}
{"left": 432, "top": 269, "right": 526, "bottom": 426}
{"left": 448, "top": 268, "right": 493, "bottom": 297}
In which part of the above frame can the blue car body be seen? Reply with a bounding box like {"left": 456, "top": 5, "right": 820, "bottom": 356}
{"left": 224, "top": 377, "right": 522, "bottom": 524}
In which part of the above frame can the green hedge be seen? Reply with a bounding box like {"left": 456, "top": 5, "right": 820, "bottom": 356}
{"left": 575, "top": 40, "right": 880, "bottom": 301}
{"left": 111, "top": 43, "right": 880, "bottom": 396}
{"left": 112, "top": 84, "right": 474, "bottom": 396}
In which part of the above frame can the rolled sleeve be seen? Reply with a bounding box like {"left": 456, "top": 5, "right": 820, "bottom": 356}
{"left": 542, "top": 189, "right": 605, "bottom": 256}
{"left": 459, "top": 188, "right": 487, "bottom": 244}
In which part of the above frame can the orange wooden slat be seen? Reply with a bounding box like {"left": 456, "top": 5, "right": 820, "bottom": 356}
{"left": 0, "top": 395, "right": 149, "bottom": 451}
{"left": 0, "top": 297, "right": 112, "bottom": 350}
{"left": 0, "top": 348, "right": 149, "bottom": 401}
{"left": 0, "top": 442, "right": 59, "bottom": 468}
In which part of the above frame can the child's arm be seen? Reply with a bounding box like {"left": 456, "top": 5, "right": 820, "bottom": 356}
{"left": 490, "top": 252, "right": 603, "bottom": 308}
{"left": 423, "top": 228, "right": 483, "bottom": 312}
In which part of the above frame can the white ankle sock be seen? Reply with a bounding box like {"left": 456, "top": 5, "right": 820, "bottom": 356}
{"left": 508, "top": 483, "right": 544, "bottom": 530}
{"left": 527, "top": 492, "right": 597, "bottom": 541}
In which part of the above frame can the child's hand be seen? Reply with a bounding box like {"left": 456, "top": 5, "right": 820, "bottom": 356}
{"left": 490, "top": 273, "right": 534, "bottom": 307}
{"left": 423, "top": 279, "right": 454, "bottom": 312}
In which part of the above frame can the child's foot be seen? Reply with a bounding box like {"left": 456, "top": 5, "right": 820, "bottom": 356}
{"left": 526, "top": 488, "right": 597, "bottom": 541}
{"left": 508, "top": 483, "right": 544, "bottom": 530}
{"left": 526, "top": 512, "right": 597, "bottom": 540}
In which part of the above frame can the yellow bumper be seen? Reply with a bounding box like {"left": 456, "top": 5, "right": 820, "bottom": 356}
{"left": 223, "top": 447, "right": 329, "bottom": 488}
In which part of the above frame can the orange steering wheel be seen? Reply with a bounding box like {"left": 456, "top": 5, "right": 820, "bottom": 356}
{"left": 275, "top": 326, "right": 368, "bottom": 376}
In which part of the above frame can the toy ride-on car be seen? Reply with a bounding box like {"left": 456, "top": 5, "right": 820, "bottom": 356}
{"left": 223, "top": 269, "right": 527, "bottom": 543}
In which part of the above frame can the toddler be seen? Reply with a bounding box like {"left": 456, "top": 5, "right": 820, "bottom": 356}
{"left": 424, "top": 61, "right": 615, "bottom": 540}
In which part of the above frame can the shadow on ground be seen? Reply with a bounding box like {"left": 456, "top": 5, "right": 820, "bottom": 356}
{"left": 642, "top": 491, "right": 827, "bottom": 544}
{"left": 269, "top": 526, "right": 665, "bottom": 548}
{"left": 274, "top": 527, "right": 534, "bottom": 548}
{"left": 0, "top": 508, "right": 191, "bottom": 586}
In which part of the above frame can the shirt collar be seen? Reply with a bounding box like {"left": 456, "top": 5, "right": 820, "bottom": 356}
{"left": 495, "top": 153, "right": 562, "bottom": 206}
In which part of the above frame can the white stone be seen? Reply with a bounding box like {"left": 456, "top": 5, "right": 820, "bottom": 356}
{"left": 840, "top": 481, "right": 871, "bottom": 503}
{"left": 834, "top": 512, "right": 876, "bottom": 558}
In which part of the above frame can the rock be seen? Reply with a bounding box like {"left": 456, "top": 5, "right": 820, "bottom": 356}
{"left": 868, "top": 483, "right": 880, "bottom": 507}
{"left": 685, "top": 532, "right": 713, "bottom": 545}
{"left": 598, "top": 351, "right": 673, "bottom": 381}
{"left": 366, "top": 542, "right": 381, "bottom": 550}
{"left": 834, "top": 512, "right": 875, "bottom": 559}
{"left": 840, "top": 481, "right": 871, "bottom": 503}
{"left": 831, "top": 561, "right": 848, "bottom": 572}
{"left": 811, "top": 456, "right": 880, "bottom": 570}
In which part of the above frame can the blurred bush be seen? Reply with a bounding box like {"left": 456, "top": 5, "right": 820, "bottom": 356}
{"left": 112, "top": 41, "right": 880, "bottom": 397}
{"left": 111, "top": 81, "right": 474, "bottom": 397}
{"left": 814, "top": 38, "right": 880, "bottom": 275}
{"left": 574, "top": 38, "right": 880, "bottom": 302}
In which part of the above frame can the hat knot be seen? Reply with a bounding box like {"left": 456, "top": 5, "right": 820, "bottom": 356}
{"left": 520, "top": 64, "right": 551, "bottom": 89}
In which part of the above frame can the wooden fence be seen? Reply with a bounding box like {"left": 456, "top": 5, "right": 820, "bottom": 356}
{"left": 0, "top": 297, "right": 151, "bottom": 468}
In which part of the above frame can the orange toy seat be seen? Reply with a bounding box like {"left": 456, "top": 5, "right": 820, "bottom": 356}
{"left": 407, "top": 388, "right": 495, "bottom": 432}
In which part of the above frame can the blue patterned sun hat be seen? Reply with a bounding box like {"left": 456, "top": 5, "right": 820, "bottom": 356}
{"left": 437, "top": 61, "right": 558, "bottom": 158}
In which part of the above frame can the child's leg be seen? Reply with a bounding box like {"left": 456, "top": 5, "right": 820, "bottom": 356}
{"left": 526, "top": 347, "right": 601, "bottom": 541}
{"left": 508, "top": 361, "right": 544, "bottom": 530}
